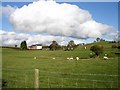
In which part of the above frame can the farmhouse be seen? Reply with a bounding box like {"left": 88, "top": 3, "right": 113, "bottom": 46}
{"left": 28, "top": 44, "right": 42, "bottom": 50}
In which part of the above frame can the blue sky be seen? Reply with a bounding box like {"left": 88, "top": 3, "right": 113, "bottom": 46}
{"left": 2, "top": 2, "right": 118, "bottom": 31}
{"left": 1, "top": 1, "right": 118, "bottom": 46}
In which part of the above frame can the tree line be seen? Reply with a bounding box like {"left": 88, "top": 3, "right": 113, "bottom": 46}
{"left": 20, "top": 40, "right": 78, "bottom": 51}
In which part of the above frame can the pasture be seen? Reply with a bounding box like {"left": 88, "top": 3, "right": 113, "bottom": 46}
{"left": 2, "top": 41, "right": 119, "bottom": 88}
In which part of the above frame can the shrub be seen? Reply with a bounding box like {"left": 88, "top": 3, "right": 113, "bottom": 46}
{"left": 118, "top": 46, "right": 120, "bottom": 49}
{"left": 20, "top": 41, "right": 27, "bottom": 50}
{"left": 89, "top": 52, "right": 96, "bottom": 58}
{"left": 90, "top": 45, "right": 103, "bottom": 56}
{"left": 111, "top": 45, "right": 117, "bottom": 48}
{"left": 2, "top": 79, "right": 7, "bottom": 88}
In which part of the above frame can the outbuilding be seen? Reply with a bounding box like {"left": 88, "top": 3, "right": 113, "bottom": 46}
{"left": 28, "top": 44, "right": 42, "bottom": 50}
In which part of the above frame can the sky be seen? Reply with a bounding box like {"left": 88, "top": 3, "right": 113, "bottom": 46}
{"left": 0, "top": 1, "right": 118, "bottom": 46}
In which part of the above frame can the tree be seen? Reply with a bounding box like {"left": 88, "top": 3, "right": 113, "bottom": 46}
{"left": 49, "top": 41, "right": 61, "bottom": 50}
{"left": 90, "top": 45, "right": 103, "bottom": 56}
{"left": 100, "top": 38, "right": 105, "bottom": 42}
{"left": 15, "top": 45, "right": 17, "bottom": 47}
{"left": 20, "top": 41, "right": 27, "bottom": 50}
{"left": 66, "top": 40, "right": 76, "bottom": 51}
{"left": 96, "top": 37, "right": 100, "bottom": 42}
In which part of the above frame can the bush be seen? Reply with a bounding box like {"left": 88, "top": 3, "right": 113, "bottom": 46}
{"left": 89, "top": 52, "right": 96, "bottom": 58}
{"left": 118, "top": 46, "right": 120, "bottom": 49}
{"left": 20, "top": 41, "right": 27, "bottom": 50}
{"left": 90, "top": 45, "right": 103, "bottom": 56}
{"left": 2, "top": 79, "right": 7, "bottom": 88}
{"left": 111, "top": 45, "right": 117, "bottom": 48}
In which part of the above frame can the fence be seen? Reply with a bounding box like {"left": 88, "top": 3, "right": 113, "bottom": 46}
{"left": 2, "top": 68, "right": 119, "bottom": 88}
{"left": 2, "top": 68, "right": 34, "bottom": 88}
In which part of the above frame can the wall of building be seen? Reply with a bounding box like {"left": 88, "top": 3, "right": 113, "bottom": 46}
{"left": 36, "top": 46, "right": 42, "bottom": 49}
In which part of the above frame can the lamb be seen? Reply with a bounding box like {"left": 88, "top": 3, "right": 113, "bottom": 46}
{"left": 34, "top": 57, "right": 36, "bottom": 59}
{"left": 52, "top": 57, "right": 55, "bottom": 60}
{"left": 103, "top": 56, "right": 109, "bottom": 60}
{"left": 67, "top": 57, "right": 73, "bottom": 60}
{"left": 103, "top": 54, "right": 109, "bottom": 60}
{"left": 67, "top": 57, "right": 70, "bottom": 60}
{"left": 76, "top": 57, "right": 79, "bottom": 61}
{"left": 69, "top": 57, "right": 73, "bottom": 60}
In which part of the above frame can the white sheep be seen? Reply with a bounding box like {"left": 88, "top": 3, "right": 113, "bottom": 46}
{"left": 85, "top": 47, "right": 87, "bottom": 49}
{"left": 69, "top": 57, "right": 73, "bottom": 60}
{"left": 52, "top": 57, "right": 55, "bottom": 60}
{"left": 103, "top": 56, "right": 109, "bottom": 60}
{"left": 76, "top": 57, "right": 79, "bottom": 61}
{"left": 67, "top": 57, "right": 70, "bottom": 60}
{"left": 34, "top": 57, "right": 36, "bottom": 59}
{"left": 67, "top": 57, "right": 73, "bottom": 60}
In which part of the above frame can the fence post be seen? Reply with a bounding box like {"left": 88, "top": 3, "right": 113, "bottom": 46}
{"left": 76, "top": 79, "right": 78, "bottom": 88}
{"left": 35, "top": 69, "right": 39, "bottom": 90}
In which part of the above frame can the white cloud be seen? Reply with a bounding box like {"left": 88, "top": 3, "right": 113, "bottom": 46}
{"left": 0, "top": 30, "right": 83, "bottom": 46}
{"left": 0, "top": 5, "right": 16, "bottom": 17}
{"left": 10, "top": 1, "right": 112, "bottom": 39}
{"left": 110, "top": 31, "right": 120, "bottom": 42}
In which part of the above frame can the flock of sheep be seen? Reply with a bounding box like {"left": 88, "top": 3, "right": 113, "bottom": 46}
{"left": 52, "top": 57, "right": 79, "bottom": 60}
{"left": 33, "top": 47, "right": 109, "bottom": 60}
{"left": 34, "top": 54, "right": 109, "bottom": 60}
{"left": 66, "top": 57, "right": 79, "bottom": 61}
{"left": 66, "top": 55, "right": 109, "bottom": 61}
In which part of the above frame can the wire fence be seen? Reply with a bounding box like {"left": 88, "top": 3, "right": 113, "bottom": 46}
{"left": 2, "top": 68, "right": 119, "bottom": 88}
{"left": 39, "top": 70, "right": 119, "bottom": 88}
{"left": 2, "top": 68, "right": 34, "bottom": 88}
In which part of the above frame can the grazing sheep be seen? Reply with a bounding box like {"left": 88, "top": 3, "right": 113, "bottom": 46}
{"left": 85, "top": 47, "right": 87, "bottom": 49}
{"left": 76, "top": 57, "right": 79, "bottom": 61}
{"left": 67, "top": 57, "right": 73, "bottom": 60}
{"left": 103, "top": 54, "right": 109, "bottom": 60}
{"left": 103, "top": 56, "right": 109, "bottom": 60}
{"left": 34, "top": 57, "right": 36, "bottom": 59}
{"left": 69, "top": 57, "right": 73, "bottom": 60}
{"left": 67, "top": 57, "right": 70, "bottom": 60}
{"left": 52, "top": 57, "right": 55, "bottom": 60}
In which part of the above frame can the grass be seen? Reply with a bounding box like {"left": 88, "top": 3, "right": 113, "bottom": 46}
{"left": 2, "top": 41, "right": 119, "bottom": 88}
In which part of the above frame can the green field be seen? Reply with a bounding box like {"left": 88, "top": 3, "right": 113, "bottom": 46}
{"left": 2, "top": 41, "right": 119, "bottom": 88}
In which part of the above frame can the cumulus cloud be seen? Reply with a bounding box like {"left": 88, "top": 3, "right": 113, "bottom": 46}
{"left": 111, "top": 31, "right": 120, "bottom": 42}
{"left": 0, "top": 30, "right": 83, "bottom": 46}
{"left": 10, "top": 1, "right": 112, "bottom": 39}
{"left": 0, "top": 5, "right": 16, "bottom": 17}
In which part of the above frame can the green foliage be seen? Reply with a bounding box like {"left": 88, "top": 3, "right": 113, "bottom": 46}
{"left": 20, "top": 41, "right": 27, "bottom": 50}
{"left": 65, "top": 40, "right": 76, "bottom": 51}
{"left": 96, "top": 37, "right": 100, "bottom": 42}
{"left": 2, "top": 79, "right": 7, "bottom": 88}
{"left": 49, "top": 41, "right": 61, "bottom": 50}
{"left": 96, "top": 37, "right": 105, "bottom": 42}
{"left": 111, "top": 45, "right": 118, "bottom": 48}
{"left": 90, "top": 45, "right": 103, "bottom": 56}
{"left": 89, "top": 52, "right": 96, "bottom": 58}
{"left": 111, "top": 44, "right": 120, "bottom": 50}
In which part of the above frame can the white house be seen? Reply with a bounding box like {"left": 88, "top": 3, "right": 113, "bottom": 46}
{"left": 28, "top": 44, "right": 42, "bottom": 50}
{"left": 36, "top": 44, "right": 42, "bottom": 49}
